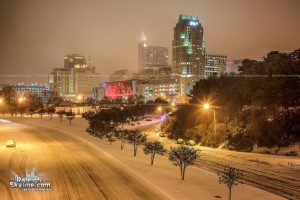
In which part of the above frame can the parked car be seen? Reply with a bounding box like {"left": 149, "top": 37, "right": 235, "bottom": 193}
{"left": 177, "top": 139, "right": 184, "bottom": 144}
{"left": 159, "top": 132, "right": 167, "bottom": 137}
{"left": 145, "top": 118, "right": 152, "bottom": 121}
{"left": 186, "top": 140, "right": 196, "bottom": 146}
{"left": 136, "top": 121, "right": 141, "bottom": 125}
{"left": 6, "top": 140, "right": 16, "bottom": 148}
{"left": 130, "top": 122, "right": 135, "bottom": 126}
{"left": 155, "top": 116, "right": 161, "bottom": 119}
{"left": 108, "top": 136, "right": 117, "bottom": 142}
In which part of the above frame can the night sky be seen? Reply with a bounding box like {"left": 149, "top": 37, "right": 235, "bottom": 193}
{"left": 0, "top": 0, "right": 299, "bottom": 84}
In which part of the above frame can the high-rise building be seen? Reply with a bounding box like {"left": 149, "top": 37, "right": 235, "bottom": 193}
{"left": 205, "top": 53, "right": 227, "bottom": 78}
{"left": 172, "top": 15, "right": 205, "bottom": 77}
{"left": 138, "top": 32, "right": 168, "bottom": 76}
{"left": 49, "top": 54, "right": 99, "bottom": 100}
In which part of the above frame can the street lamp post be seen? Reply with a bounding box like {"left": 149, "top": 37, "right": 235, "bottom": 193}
{"left": 77, "top": 95, "right": 85, "bottom": 114}
{"left": 204, "top": 103, "right": 219, "bottom": 137}
{"left": 18, "top": 97, "right": 25, "bottom": 117}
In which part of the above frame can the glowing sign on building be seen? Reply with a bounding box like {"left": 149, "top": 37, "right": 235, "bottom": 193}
{"left": 105, "top": 80, "right": 133, "bottom": 98}
{"left": 190, "top": 21, "right": 199, "bottom": 26}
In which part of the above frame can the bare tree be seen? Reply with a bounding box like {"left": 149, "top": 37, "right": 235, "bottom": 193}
{"left": 39, "top": 109, "right": 46, "bottom": 118}
{"left": 116, "top": 129, "right": 129, "bottom": 150}
{"left": 169, "top": 145, "right": 200, "bottom": 180}
{"left": 57, "top": 110, "right": 65, "bottom": 121}
{"left": 143, "top": 140, "right": 166, "bottom": 165}
{"left": 218, "top": 165, "right": 243, "bottom": 200}
{"left": 47, "top": 107, "right": 56, "bottom": 119}
{"left": 127, "top": 129, "right": 147, "bottom": 156}
{"left": 66, "top": 112, "right": 75, "bottom": 125}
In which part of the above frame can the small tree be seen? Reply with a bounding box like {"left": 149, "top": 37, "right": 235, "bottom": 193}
{"left": 116, "top": 129, "right": 129, "bottom": 150}
{"left": 47, "top": 107, "right": 56, "bottom": 119}
{"left": 143, "top": 140, "right": 166, "bottom": 165}
{"left": 127, "top": 129, "right": 147, "bottom": 156}
{"left": 29, "top": 108, "right": 35, "bottom": 118}
{"left": 86, "top": 120, "right": 112, "bottom": 140}
{"left": 169, "top": 145, "right": 200, "bottom": 180}
{"left": 57, "top": 110, "right": 65, "bottom": 121}
{"left": 39, "top": 109, "right": 46, "bottom": 118}
{"left": 218, "top": 165, "right": 243, "bottom": 200}
{"left": 66, "top": 112, "right": 75, "bottom": 125}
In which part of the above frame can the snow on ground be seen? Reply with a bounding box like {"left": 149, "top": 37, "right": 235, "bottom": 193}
{"left": 0, "top": 115, "right": 293, "bottom": 199}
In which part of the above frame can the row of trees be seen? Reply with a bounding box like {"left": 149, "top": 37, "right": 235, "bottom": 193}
{"left": 83, "top": 109, "right": 242, "bottom": 200}
{"left": 166, "top": 50, "right": 300, "bottom": 151}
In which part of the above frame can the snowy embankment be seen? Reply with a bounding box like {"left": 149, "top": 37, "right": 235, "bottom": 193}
{"left": 0, "top": 115, "right": 290, "bottom": 199}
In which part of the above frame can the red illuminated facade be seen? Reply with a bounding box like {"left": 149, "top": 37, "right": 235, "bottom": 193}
{"left": 105, "top": 80, "right": 134, "bottom": 98}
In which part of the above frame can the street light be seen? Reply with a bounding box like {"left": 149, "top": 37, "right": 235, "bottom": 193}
{"left": 0, "top": 99, "right": 2, "bottom": 103}
{"left": 19, "top": 97, "right": 24, "bottom": 102}
{"left": 158, "top": 106, "right": 162, "bottom": 111}
{"left": 203, "top": 103, "right": 219, "bottom": 137}
{"left": 77, "top": 95, "right": 84, "bottom": 113}
{"left": 204, "top": 103, "right": 210, "bottom": 109}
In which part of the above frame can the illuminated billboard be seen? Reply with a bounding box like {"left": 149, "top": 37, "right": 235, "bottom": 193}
{"left": 105, "top": 80, "right": 134, "bottom": 97}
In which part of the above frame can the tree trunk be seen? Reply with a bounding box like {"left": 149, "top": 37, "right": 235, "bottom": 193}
{"left": 180, "top": 165, "right": 183, "bottom": 180}
{"left": 182, "top": 165, "right": 186, "bottom": 180}
{"left": 134, "top": 143, "right": 137, "bottom": 156}
{"left": 151, "top": 153, "right": 154, "bottom": 165}
{"left": 121, "top": 141, "right": 125, "bottom": 150}
{"left": 228, "top": 187, "right": 231, "bottom": 200}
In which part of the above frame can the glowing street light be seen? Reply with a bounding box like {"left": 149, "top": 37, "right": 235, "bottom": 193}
{"left": 171, "top": 102, "right": 175, "bottom": 106}
{"left": 158, "top": 106, "right": 162, "bottom": 111}
{"left": 0, "top": 99, "right": 2, "bottom": 103}
{"left": 204, "top": 103, "right": 210, "bottom": 109}
{"left": 19, "top": 97, "right": 24, "bottom": 102}
{"left": 77, "top": 95, "right": 82, "bottom": 100}
{"left": 203, "top": 103, "right": 219, "bottom": 137}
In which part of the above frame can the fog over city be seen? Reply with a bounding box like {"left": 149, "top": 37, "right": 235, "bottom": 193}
{"left": 0, "top": 0, "right": 299, "bottom": 83}
{"left": 0, "top": 1, "right": 299, "bottom": 200}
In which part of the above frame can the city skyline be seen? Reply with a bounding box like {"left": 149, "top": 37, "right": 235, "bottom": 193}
{"left": 0, "top": 0, "right": 299, "bottom": 84}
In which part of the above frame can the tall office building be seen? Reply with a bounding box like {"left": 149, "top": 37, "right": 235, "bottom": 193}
{"left": 138, "top": 32, "right": 168, "bottom": 76}
{"left": 49, "top": 54, "right": 99, "bottom": 100}
{"left": 172, "top": 15, "right": 205, "bottom": 78}
{"left": 205, "top": 53, "right": 227, "bottom": 78}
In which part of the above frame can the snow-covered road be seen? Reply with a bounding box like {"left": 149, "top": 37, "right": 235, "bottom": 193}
{"left": 0, "top": 118, "right": 172, "bottom": 200}
{"left": 0, "top": 116, "right": 293, "bottom": 200}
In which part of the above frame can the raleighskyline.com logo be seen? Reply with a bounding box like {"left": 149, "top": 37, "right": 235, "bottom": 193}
{"left": 10, "top": 170, "right": 52, "bottom": 191}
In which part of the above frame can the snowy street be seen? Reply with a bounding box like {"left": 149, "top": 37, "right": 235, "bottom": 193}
{"left": 0, "top": 116, "right": 296, "bottom": 199}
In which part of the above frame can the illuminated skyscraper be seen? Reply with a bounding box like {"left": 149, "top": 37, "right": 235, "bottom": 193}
{"left": 172, "top": 15, "right": 205, "bottom": 78}
{"left": 138, "top": 32, "right": 168, "bottom": 76}
{"left": 49, "top": 54, "right": 99, "bottom": 100}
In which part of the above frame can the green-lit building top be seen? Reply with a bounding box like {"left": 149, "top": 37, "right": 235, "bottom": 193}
{"left": 172, "top": 14, "right": 205, "bottom": 78}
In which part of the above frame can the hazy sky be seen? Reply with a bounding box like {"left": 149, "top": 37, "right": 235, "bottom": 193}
{"left": 0, "top": 0, "right": 299, "bottom": 84}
